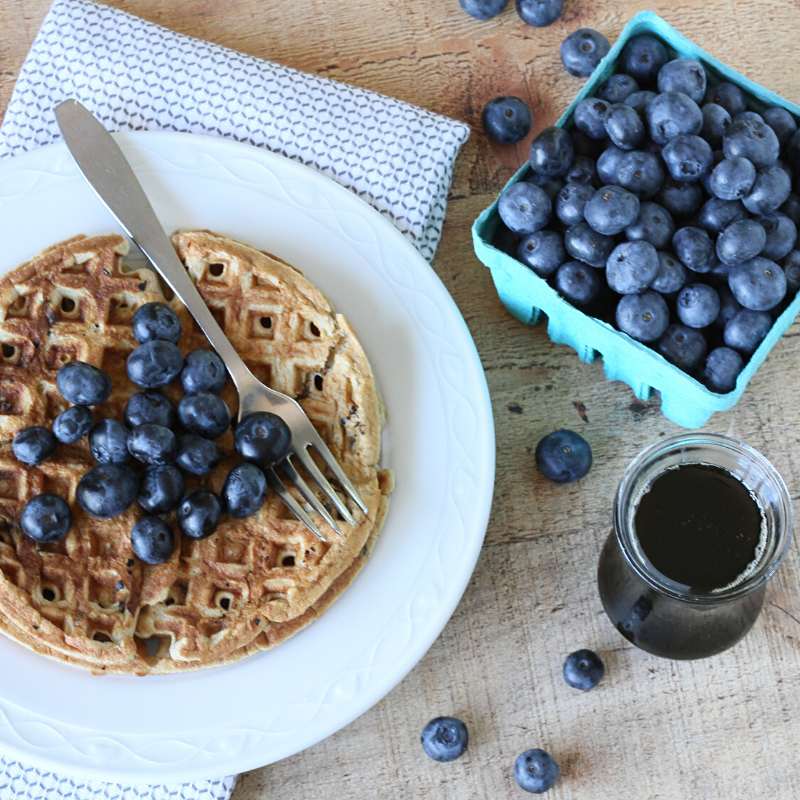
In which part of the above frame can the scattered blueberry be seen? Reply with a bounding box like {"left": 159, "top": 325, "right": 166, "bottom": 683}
{"left": 127, "top": 341, "right": 184, "bottom": 389}
{"left": 131, "top": 516, "right": 175, "bottom": 564}
{"left": 605, "top": 104, "right": 645, "bottom": 150}
{"left": 619, "top": 35, "right": 668, "bottom": 84}
{"left": 646, "top": 91, "right": 703, "bottom": 146}
{"left": 13, "top": 426, "right": 57, "bottom": 466}
{"left": 514, "top": 749, "right": 560, "bottom": 794}
{"left": 650, "top": 251, "right": 686, "bottom": 294}
{"left": 574, "top": 98, "right": 610, "bottom": 140}
{"left": 180, "top": 349, "right": 228, "bottom": 395}
{"left": 758, "top": 212, "right": 797, "bottom": 261}
{"left": 657, "top": 324, "right": 708, "bottom": 372}
{"left": 175, "top": 434, "right": 222, "bottom": 475}
{"left": 52, "top": 405, "right": 94, "bottom": 445}
{"left": 616, "top": 291, "right": 669, "bottom": 342}
{"left": 614, "top": 150, "right": 664, "bottom": 199}
{"left": 676, "top": 283, "right": 721, "bottom": 328}
{"left": 124, "top": 391, "right": 177, "bottom": 429}
{"left": 704, "top": 82, "right": 747, "bottom": 118}
{"left": 724, "top": 309, "right": 772, "bottom": 354}
{"left": 709, "top": 157, "right": 756, "bottom": 200}
{"left": 716, "top": 219, "right": 767, "bottom": 266}
{"left": 555, "top": 182, "right": 596, "bottom": 226}
{"left": 138, "top": 464, "right": 185, "bottom": 514}
{"left": 598, "top": 74, "right": 639, "bottom": 104}
{"left": 20, "top": 494, "right": 71, "bottom": 543}
{"left": 483, "top": 96, "right": 532, "bottom": 145}
{"left": 704, "top": 346, "right": 744, "bottom": 392}
{"left": 127, "top": 424, "right": 177, "bottom": 465}
{"left": 560, "top": 29, "right": 610, "bottom": 78}
{"left": 563, "top": 649, "right": 605, "bottom": 690}
{"left": 420, "top": 717, "right": 469, "bottom": 762}
{"left": 723, "top": 116, "right": 780, "bottom": 169}
{"left": 729, "top": 257, "right": 787, "bottom": 310}
{"left": 56, "top": 361, "right": 112, "bottom": 406}
{"left": 131, "top": 302, "right": 181, "bottom": 345}
{"left": 529, "top": 127, "right": 574, "bottom": 177}
{"left": 584, "top": 185, "right": 640, "bottom": 235}
{"left": 555, "top": 262, "right": 601, "bottom": 306}
{"left": 498, "top": 182, "right": 552, "bottom": 235}
{"left": 234, "top": 411, "right": 292, "bottom": 469}
{"left": 564, "top": 221, "right": 615, "bottom": 267}
{"left": 77, "top": 463, "right": 139, "bottom": 518}
{"left": 673, "top": 226, "right": 715, "bottom": 273}
{"left": 517, "top": 230, "right": 566, "bottom": 276}
{"left": 177, "top": 392, "right": 231, "bottom": 440}
{"left": 459, "top": 0, "right": 507, "bottom": 20}
{"left": 535, "top": 429, "right": 592, "bottom": 483}
{"left": 606, "top": 241, "right": 659, "bottom": 293}
{"left": 223, "top": 463, "right": 269, "bottom": 519}
{"left": 177, "top": 489, "right": 223, "bottom": 540}
{"left": 657, "top": 58, "right": 707, "bottom": 104}
{"left": 89, "top": 419, "right": 131, "bottom": 464}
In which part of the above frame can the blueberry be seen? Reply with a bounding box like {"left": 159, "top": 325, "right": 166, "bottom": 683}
{"left": 56, "top": 361, "right": 112, "bottom": 406}
{"left": 703, "top": 82, "right": 747, "bottom": 118}
{"left": 13, "top": 426, "right": 57, "bottom": 466}
{"left": 699, "top": 149, "right": 725, "bottom": 195}
{"left": 517, "top": 230, "right": 566, "bottom": 276}
{"left": 52, "top": 405, "right": 94, "bottom": 445}
{"left": 724, "top": 309, "right": 772, "bottom": 354}
{"left": 729, "top": 257, "right": 787, "bottom": 310}
{"left": 758, "top": 212, "right": 797, "bottom": 261}
{"left": 606, "top": 241, "right": 659, "bottom": 293}
{"left": 646, "top": 92, "right": 703, "bottom": 146}
{"left": 596, "top": 144, "right": 626, "bottom": 184}
{"left": 598, "top": 74, "right": 639, "bottom": 104}
{"left": 656, "top": 176, "right": 703, "bottom": 218}
{"left": 131, "top": 302, "right": 181, "bottom": 345}
{"left": 709, "top": 258, "right": 734, "bottom": 288}
{"left": 563, "top": 156, "right": 598, "bottom": 186}
{"left": 138, "top": 464, "right": 185, "bottom": 514}
{"left": 175, "top": 434, "right": 221, "bottom": 475}
{"left": 177, "top": 391, "right": 231, "bottom": 439}
{"left": 709, "top": 156, "right": 756, "bottom": 200}
{"left": 735, "top": 111, "right": 765, "bottom": 125}
{"left": 124, "top": 391, "right": 177, "bottom": 429}
{"left": 222, "top": 463, "right": 268, "bottom": 519}
{"left": 650, "top": 251, "right": 686, "bottom": 294}
{"left": 616, "top": 291, "right": 669, "bottom": 342}
{"left": 698, "top": 196, "right": 747, "bottom": 234}
{"left": 614, "top": 150, "right": 664, "bottom": 199}
{"left": 742, "top": 164, "right": 791, "bottom": 215}
{"left": 127, "top": 424, "right": 177, "bottom": 466}
{"left": 555, "top": 262, "right": 601, "bottom": 307}
{"left": 619, "top": 35, "right": 668, "bottom": 84}
{"left": 701, "top": 103, "right": 732, "bottom": 149}
{"left": 498, "top": 182, "right": 552, "bottom": 235}
{"left": 584, "top": 185, "right": 640, "bottom": 235}
{"left": 625, "top": 90, "right": 658, "bottom": 116}
{"left": 763, "top": 107, "right": 797, "bottom": 149}
{"left": 704, "top": 347, "right": 744, "bottom": 392}
{"left": 459, "top": 0, "right": 507, "bottom": 20}
{"left": 555, "top": 182, "right": 595, "bottom": 226}
{"left": 560, "top": 28, "right": 610, "bottom": 78}
{"left": 564, "top": 221, "right": 615, "bottom": 267}
{"left": 723, "top": 116, "right": 780, "bottom": 169}
{"left": 716, "top": 219, "right": 768, "bottom": 266}
{"left": 563, "top": 649, "right": 605, "bottom": 690}
{"left": 657, "top": 324, "right": 707, "bottom": 372}
{"left": 88, "top": 419, "right": 131, "bottom": 464}
{"left": 127, "top": 341, "right": 184, "bottom": 389}
{"left": 234, "top": 411, "right": 292, "bottom": 469}
{"left": 676, "top": 284, "right": 720, "bottom": 328}
{"left": 662, "top": 134, "right": 713, "bottom": 182}
{"left": 482, "top": 96, "right": 532, "bottom": 144}
{"left": 20, "top": 494, "right": 71, "bottom": 543}
{"left": 77, "top": 463, "right": 139, "bottom": 518}
{"left": 529, "top": 127, "right": 574, "bottom": 178}
{"left": 131, "top": 516, "right": 175, "bottom": 564}
{"left": 673, "top": 226, "right": 715, "bottom": 272}
{"left": 526, "top": 172, "right": 565, "bottom": 202}
{"left": 177, "top": 489, "right": 222, "bottom": 540}
{"left": 420, "top": 717, "right": 469, "bottom": 762}
{"left": 574, "top": 98, "right": 610, "bottom": 140}
{"left": 604, "top": 104, "right": 644, "bottom": 150}
{"left": 514, "top": 749, "right": 560, "bottom": 794}
{"left": 785, "top": 260, "right": 800, "bottom": 294}
{"left": 625, "top": 202, "right": 675, "bottom": 250}
{"left": 714, "top": 285, "right": 743, "bottom": 328}
{"left": 780, "top": 195, "right": 800, "bottom": 228}
{"left": 180, "top": 349, "right": 228, "bottom": 395}
{"left": 658, "top": 58, "right": 707, "bottom": 104}
{"left": 535, "top": 429, "right": 591, "bottom": 483}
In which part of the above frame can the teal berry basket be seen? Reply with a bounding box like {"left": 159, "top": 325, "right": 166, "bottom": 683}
{"left": 472, "top": 10, "right": 800, "bottom": 429}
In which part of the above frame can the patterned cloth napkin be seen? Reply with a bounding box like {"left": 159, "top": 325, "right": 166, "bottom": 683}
{"left": 0, "top": 0, "right": 470, "bottom": 796}
{"left": 0, "top": 0, "right": 469, "bottom": 261}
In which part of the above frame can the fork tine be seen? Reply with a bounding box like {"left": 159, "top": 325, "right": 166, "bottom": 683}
{"left": 279, "top": 457, "right": 343, "bottom": 535}
{"left": 265, "top": 468, "right": 327, "bottom": 542}
{"left": 302, "top": 429, "right": 369, "bottom": 515}
{"left": 293, "top": 446, "right": 356, "bottom": 525}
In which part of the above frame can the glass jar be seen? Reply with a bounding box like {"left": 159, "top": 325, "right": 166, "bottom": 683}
{"left": 598, "top": 433, "right": 793, "bottom": 660}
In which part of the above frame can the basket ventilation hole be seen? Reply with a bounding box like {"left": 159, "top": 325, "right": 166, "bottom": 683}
{"left": 209, "top": 263, "right": 225, "bottom": 277}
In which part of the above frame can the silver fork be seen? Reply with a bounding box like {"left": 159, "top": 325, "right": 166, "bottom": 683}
{"left": 54, "top": 99, "right": 367, "bottom": 540}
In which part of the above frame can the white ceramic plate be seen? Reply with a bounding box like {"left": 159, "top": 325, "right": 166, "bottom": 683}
{"left": 0, "top": 132, "right": 494, "bottom": 784}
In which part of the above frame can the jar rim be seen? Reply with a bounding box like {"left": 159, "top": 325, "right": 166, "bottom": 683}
{"left": 614, "top": 433, "right": 793, "bottom": 604}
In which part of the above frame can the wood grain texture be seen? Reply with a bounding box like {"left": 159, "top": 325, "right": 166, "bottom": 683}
{"left": 4, "top": 0, "right": 800, "bottom": 796}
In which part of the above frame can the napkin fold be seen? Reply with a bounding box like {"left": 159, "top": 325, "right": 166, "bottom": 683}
{"left": 0, "top": 0, "right": 470, "bottom": 262}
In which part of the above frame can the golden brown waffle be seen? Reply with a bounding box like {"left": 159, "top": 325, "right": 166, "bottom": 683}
{"left": 0, "top": 232, "right": 392, "bottom": 674}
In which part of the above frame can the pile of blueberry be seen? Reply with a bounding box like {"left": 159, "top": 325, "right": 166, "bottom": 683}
{"left": 12, "top": 302, "right": 291, "bottom": 564}
{"left": 491, "top": 33, "right": 800, "bottom": 393}
{"left": 420, "top": 649, "right": 604, "bottom": 793}
{"left": 460, "top": 0, "right": 563, "bottom": 27}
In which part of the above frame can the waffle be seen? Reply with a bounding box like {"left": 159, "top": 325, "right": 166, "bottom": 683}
{"left": 0, "top": 232, "right": 392, "bottom": 674}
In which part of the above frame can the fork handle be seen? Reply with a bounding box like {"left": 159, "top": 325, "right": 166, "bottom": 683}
{"left": 55, "top": 99, "right": 257, "bottom": 393}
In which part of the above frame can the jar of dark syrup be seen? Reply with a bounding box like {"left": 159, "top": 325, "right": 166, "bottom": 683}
{"left": 598, "top": 434, "right": 793, "bottom": 660}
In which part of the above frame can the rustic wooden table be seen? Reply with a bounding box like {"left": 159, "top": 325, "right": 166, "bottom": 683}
{"left": 4, "top": 0, "right": 800, "bottom": 796}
